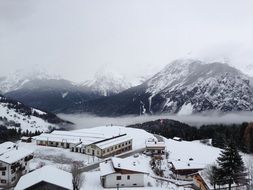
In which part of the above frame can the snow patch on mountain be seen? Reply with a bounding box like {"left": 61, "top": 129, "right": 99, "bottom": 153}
{"left": 177, "top": 103, "right": 193, "bottom": 115}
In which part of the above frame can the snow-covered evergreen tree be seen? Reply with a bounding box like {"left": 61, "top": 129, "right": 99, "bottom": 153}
{"left": 215, "top": 141, "right": 247, "bottom": 189}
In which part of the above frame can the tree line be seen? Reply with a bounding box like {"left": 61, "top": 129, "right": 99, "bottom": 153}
{"left": 127, "top": 119, "right": 253, "bottom": 154}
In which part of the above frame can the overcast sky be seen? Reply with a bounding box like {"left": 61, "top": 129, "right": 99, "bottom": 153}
{"left": 0, "top": 0, "right": 253, "bottom": 83}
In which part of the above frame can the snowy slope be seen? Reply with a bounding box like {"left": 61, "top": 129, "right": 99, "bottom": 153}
{"left": 80, "top": 70, "right": 132, "bottom": 96}
{"left": 0, "top": 95, "right": 71, "bottom": 132}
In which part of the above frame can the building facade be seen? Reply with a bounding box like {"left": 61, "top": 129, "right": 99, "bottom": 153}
{"left": 100, "top": 157, "right": 148, "bottom": 188}
{"left": 0, "top": 142, "right": 33, "bottom": 188}
{"left": 84, "top": 134, "right": 132, "bottom": 158}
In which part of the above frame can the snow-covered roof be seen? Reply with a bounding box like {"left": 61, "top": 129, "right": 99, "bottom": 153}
{"left": 100, "top": 157, "right": 148, "bottom": 177}
{"left": 14, "top": 165, "right": 73, "bottom": 190}
{"left": 146, "top": 141, "right": 166, "bottom": 149}
{"left": 21, "top": 136, "right": 31, "bottom": 140}
{"left": 94, "top": 135, "right": 132, "bottom": 149}
{"left": 100, "top": 160, "right": 116, "bottom": 176}
{"left": 166, "top": 139, "right": 221, "bottom": 171}
{"left": 0, "top": 142, "right": 33, "bottom": 164}
{"left": 35, "top": 130, "right": 109, "bottom": 145}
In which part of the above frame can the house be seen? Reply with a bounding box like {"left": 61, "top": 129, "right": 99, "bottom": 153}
{"left": 145, "top": 138, "right": 166, "bottom": 155}
{"left": 83, "top": 134, "right": 133, "bottom": 158}
{"left": 100, "top": 157, "right": 148, "bottom": 188}
{"left": 14, "top": 165, "right": 72, "bottom": 190}
{"left": 193, "top": 171, "right": 248, "bottom": 190}
{"left": 169, "top": 158, "right": 204, "bottom": 180}
{"left": 0, "top": 142, "right": 33, "bottom": 189}
{"left": 21, "top": 136, "right": 32, "bottom": 143}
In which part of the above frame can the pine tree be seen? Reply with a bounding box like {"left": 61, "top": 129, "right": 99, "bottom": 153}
{"left": 215, "top": 141, "right": 247, "bottom": 189}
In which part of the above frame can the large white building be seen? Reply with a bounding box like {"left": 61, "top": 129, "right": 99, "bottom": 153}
{"left": 0, "top": 142, "right": 33, "bottom": 189}
{"left": 35, "top": 130, "right": 107, "bottom": 149}
{"left": 83, "top": 134, "right": 133, "bottom": 158}
{"left": 36, "top": 130, "right": 133, "bottom": 158}
{"left": 100, "top": 157, "right": 148, "bottom": 188}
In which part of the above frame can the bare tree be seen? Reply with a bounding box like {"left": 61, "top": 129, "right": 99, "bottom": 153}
{"left": 71, "top": 162, "right": 85, "bottom": 190}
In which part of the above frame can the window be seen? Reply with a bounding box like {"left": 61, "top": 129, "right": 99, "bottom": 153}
{"left": 12, "top": 176, "right": 16, "bottom": 182}
{"left": 116, "top": 176, "right": 121, "bottom": 180}
{"left": 61, "top": 142, "right": 64, "bottom": 146}
{"left": 133, "top": 183, "right": 137, "bottom": 186}
{"left": 115, "top": 145, "right": 117, "bottom": 149}
{"left": 97, "top": 151, "right": 100, "bottom": 155}
{"left": 1, "top": 179, "right": 6, "bottom": 184}
{"left": 2, "top": 171, "right": 5, "bottom": 176}
{"left": 127, "top": 175, "right": 130, "bottom": 180}
{"left": 87, "top": 149, "right": 90, "bottom": 153}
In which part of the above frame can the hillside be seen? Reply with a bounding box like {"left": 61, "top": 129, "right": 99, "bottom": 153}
{"left": 0, "top": 94, "right": 72, "bottom": 132}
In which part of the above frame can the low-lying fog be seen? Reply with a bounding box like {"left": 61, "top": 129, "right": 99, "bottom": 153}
{"left": 58, "top": 112, "right": 253, "bottom": 129}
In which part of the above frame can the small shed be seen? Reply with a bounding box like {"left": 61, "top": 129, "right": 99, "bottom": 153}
{"left": 173, "top": 137, "right": 182, "bottom": 141}
{"left": 21, "top": 136, "right": 32, "bottom": 143}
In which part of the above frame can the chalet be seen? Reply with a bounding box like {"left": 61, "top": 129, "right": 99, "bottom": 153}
{"left": 0, "top": 142, "right": 33, "bottom": 189}
{"left": 100, "top": 157, "right": 148, "bottom": 188}
{"left": 14, "top": 166, "right": 72, "bottom": 190}
{"left": 193, "top": 171, "right": 248, "bottom": 190}
{"left": 83, "top": 134, "right": 133, "bottom": 158}
{"left": 145, "top": 138, "right": 166, "bottom": 155}
{"left": 169, "top": 158, "right": 204, "bottom": 181}
{"left": 21, "top": 136, "right": 32, "bottom": 143}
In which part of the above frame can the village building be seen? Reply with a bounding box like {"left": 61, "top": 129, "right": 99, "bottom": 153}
{"left": 173, "top": 137, "right": 182, "bottom": 141}
{"left": 145, "top": 138, "right": 166, "bottom": 155}
{"left": 35, "top": 130, "right": 107, "bottom": 149}
{"left": 100, "top": 157, "right": 148, "bottom": 188}
{"left": 21, "top": 136, "right": 32, "bottom": 143}
{"left": 0, "top": 142, "right": 33, "bottom": 189}
{"left": 15, "top": 165, "right": 72, "bottom": 190}
{"left": 83, "top": 134, "right": 133, "bottom": 158}
{"left": 193, "top": 171, "right": 248, "bottom": 190}
{"left": 169, "top": 158, "right": 204, "bottom": 181}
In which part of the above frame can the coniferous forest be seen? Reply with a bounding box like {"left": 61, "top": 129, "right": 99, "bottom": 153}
{"left": 128, "top": 119, "right": 253, "bottom": 154}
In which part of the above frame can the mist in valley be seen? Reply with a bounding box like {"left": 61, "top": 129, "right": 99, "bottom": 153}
{"left": 58, "top": 112, "right": 253, "bottom": 130}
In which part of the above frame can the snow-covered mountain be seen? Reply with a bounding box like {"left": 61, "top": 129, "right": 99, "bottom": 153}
{"left": 84, "top": 59, "right": 253, "bottom": 116}
{"left": 0, "top": 94, "right": 72, "bottom": 132}
{"left": 3, "top": 69, "right": 131, "bottom": 113}
{"left": 0, "top": 70, "right": 61, "bottom": 94}
{"left": 80, "top": 70, "right": 132, "bottom": 96}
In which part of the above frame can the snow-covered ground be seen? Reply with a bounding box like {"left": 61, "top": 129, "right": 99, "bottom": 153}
{"left": 16, "top": 125, "right": 252, "bottom": 189}
{"left": 0, "top": 102, "right": 58, "bottom": 132}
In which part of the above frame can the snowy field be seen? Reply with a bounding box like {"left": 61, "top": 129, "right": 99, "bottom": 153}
{"left": 17, "top": 125, "right": 252, "bottom": 190}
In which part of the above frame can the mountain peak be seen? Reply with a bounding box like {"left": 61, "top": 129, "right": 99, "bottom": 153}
{"left": 81, "top": 69, "right": 132, "bottom": 96}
